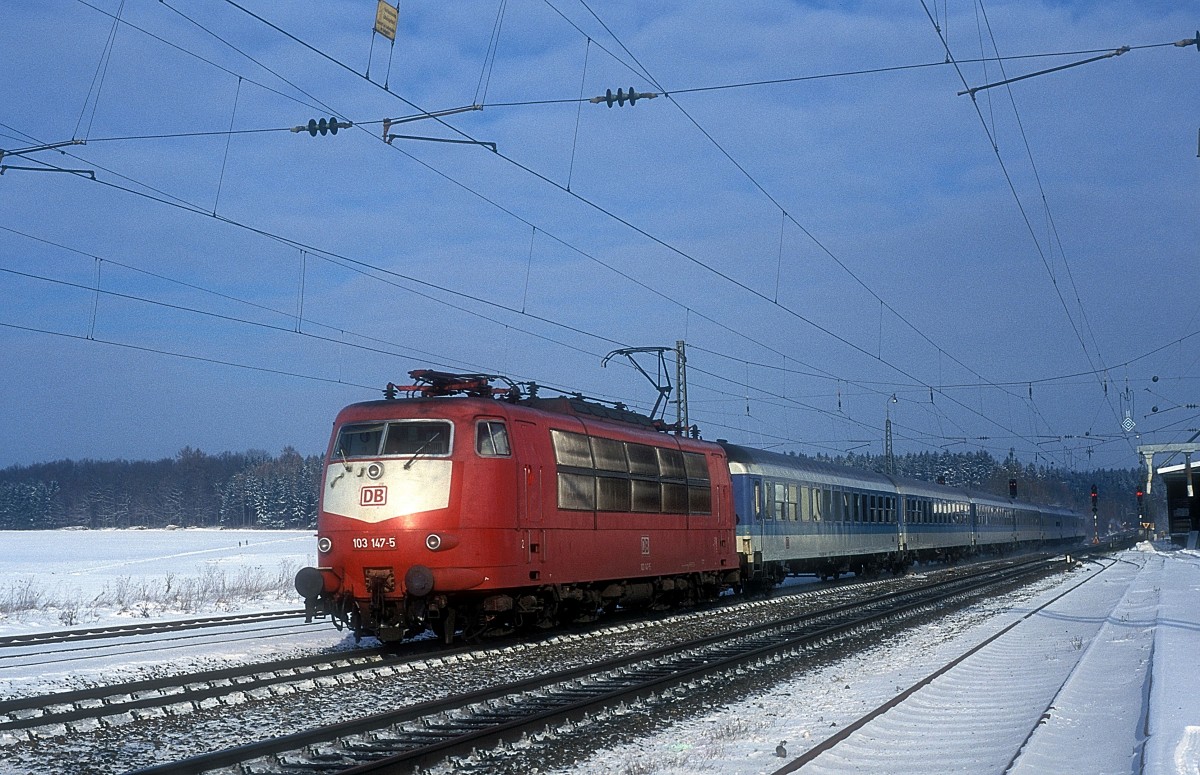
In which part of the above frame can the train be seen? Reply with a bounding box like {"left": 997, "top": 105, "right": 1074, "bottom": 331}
{"left": 294, "top": 370, "right": 1087, "bottom": 643}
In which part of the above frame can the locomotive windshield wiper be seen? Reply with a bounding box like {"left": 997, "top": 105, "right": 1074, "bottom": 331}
{"left": 403, "top": 432, "right": 442, "bottom": 470}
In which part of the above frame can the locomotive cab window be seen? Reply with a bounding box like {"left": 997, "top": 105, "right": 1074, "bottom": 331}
{"left": 475, "top": 420, "right": 511, "bottom": 457}
{"left": 382, "top": 421, "right": 451, "bottom": 456}
{"left": 334, "top": 423, "right": 385, "bottom": 458}
{"left": 333, "top": 420, "right": 451, "bottom": 459}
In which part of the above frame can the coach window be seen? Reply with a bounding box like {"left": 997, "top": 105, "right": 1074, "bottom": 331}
{"left": 788, "top": 484, "right": 799, "bottom": 520}
{"left": 812, "top": 488, "right": 823, "bottom": 521}
{"left": 800, "top": 486, "right": 811, "bottom": 521}
{"left": 475, "top": 421, "right": 511, "bottom": 457}
{"left": 774, "top": 482, "right": 787, "bottom": 521}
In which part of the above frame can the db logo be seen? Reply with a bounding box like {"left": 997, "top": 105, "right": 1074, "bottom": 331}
{"left": 360, "top": 485, "right": 388, "bottom": 507}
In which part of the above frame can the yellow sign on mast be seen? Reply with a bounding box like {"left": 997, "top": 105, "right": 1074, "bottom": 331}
{"left": 373, "top": 1, "right": 398, "bottom": 41}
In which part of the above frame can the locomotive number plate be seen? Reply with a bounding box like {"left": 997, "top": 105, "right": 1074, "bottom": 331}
{"left": 352, "top": 535, "right": 397, "bottom": 550}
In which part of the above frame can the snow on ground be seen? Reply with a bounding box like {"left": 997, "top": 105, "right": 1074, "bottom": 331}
{"left": 4, "top": 533, "right": 1198, "bottom": 774}
{"left": 0, "top": 529, "right": 359, "bottom": 701}
{"left": 547, "top": 544, "right": 1200, "bottom": 775}
{"left": 0, "top": 528, "right": 316, "bottom": 634}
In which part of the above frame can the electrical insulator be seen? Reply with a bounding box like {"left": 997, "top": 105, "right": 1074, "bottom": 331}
{"left": 291, "top": 117, "right": 351, "bottom": 136}
{"left": 590, "top": 87, "right": 658, "bottom": 107}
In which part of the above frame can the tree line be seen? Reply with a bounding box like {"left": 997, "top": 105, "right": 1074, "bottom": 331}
{"left": 0, "top": 447, "right": 320, "bottom": 530}
{"left": 0, "top": 446, "right": 1147, "bottom": 531}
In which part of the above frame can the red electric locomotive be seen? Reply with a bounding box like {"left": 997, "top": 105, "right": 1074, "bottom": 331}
{"left": 295, "top": 371, "right": 739, "bottom": 642}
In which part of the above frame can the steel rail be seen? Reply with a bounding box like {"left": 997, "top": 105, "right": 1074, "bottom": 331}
{"left": 129, "top": 556, "right": 1065, "bottom": 775}
{"left": 0, "top": 608, "right": 307, "bottom": 649}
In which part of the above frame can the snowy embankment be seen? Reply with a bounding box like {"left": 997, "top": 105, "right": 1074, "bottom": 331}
{"left": 549, "top": 543, "right": 1200, "bottom": 775}
{"left": 0, "top": 529, "right": 315, "bottom": 635}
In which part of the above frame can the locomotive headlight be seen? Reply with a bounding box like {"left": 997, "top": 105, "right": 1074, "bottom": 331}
{"left": 317, "top": 536, "right": 333, "bottom": 553}
{"left": 366, "top": 462, "right": 385, "bottom": 480}
{"left": 423, "top": 533, "right": 459, "bottom": 552}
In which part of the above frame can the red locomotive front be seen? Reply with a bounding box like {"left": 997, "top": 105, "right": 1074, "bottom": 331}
{"left": 296, "top": 371, "right": 739, "bottom": 642}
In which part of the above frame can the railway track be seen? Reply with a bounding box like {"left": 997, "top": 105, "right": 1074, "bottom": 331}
{"left": 0, "top": 575, "right": 879, "bottom": 742}
{"left": 127, "top": 555, "right": 1068, "bottom": 775}
{"left": 0, "top": 639, "right": 460, "bottom": 740}
{"left": 0, "top": 608, "right": 307, "bottom": 649}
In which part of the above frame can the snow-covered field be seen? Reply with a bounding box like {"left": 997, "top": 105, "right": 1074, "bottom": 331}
{"left": 0, "top": 528, "right": 315, "bottom": 634}
{"left": 2, "top": 532, "right": 1197, "bottom": 774}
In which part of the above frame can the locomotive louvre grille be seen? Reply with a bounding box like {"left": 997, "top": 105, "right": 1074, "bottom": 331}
{"left": 550, "top": 429, "right": 712, "bottom": 515}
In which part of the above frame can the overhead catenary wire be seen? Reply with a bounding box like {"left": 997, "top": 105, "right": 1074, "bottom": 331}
{"left": 50, "top": 2, "right": 1102, "bottom": 464}
{"left": 917, "top": 0, "right": 1137, "bottom": 460}
{"left": 19, "top": 3, "right": 1183, "bottom": 467}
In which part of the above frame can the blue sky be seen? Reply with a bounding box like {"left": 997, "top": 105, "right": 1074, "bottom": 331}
{"left": 1, "top": 1, "right": 1196, "bottom": 471}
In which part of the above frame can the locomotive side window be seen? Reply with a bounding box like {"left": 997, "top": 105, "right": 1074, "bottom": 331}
{"left": 632, "top": 479, "right": 662, "bottom": 512}
{"left": 475, "top": 421, "right": 511, "bottom": 457}
{"left": 627, "top": 444, "right": 659, "bottom": 476}
{"left": 334, "top": 423, "right": 385, "bottom": 458}
{"left": 382, "top": 421, "right": 451, "bottom": 456}
{"left": 597, "top": 476, "right": 632, "bottom": 511}
{"left": 656, "top": 447, "right": 686, "bottom": 479}
{"left": 683, "top": 452, "right": 708, "bottom": 480}
{"left": 551, "top": 430, "right": 593, "bottom": 468}
{"left": 558, "top": 472, "right": 595, "bottom": 510}
{"left": 591, "top": 437, "right": 627, "bottom": 472}
{"left": 552, "top": 430, "right": 713, "bottom": 515}
{"left": 684, "top": 451, "right": 712, "bottom": 516}
{"left": 662, "top": 482, "right": 688, "bottom": 513}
